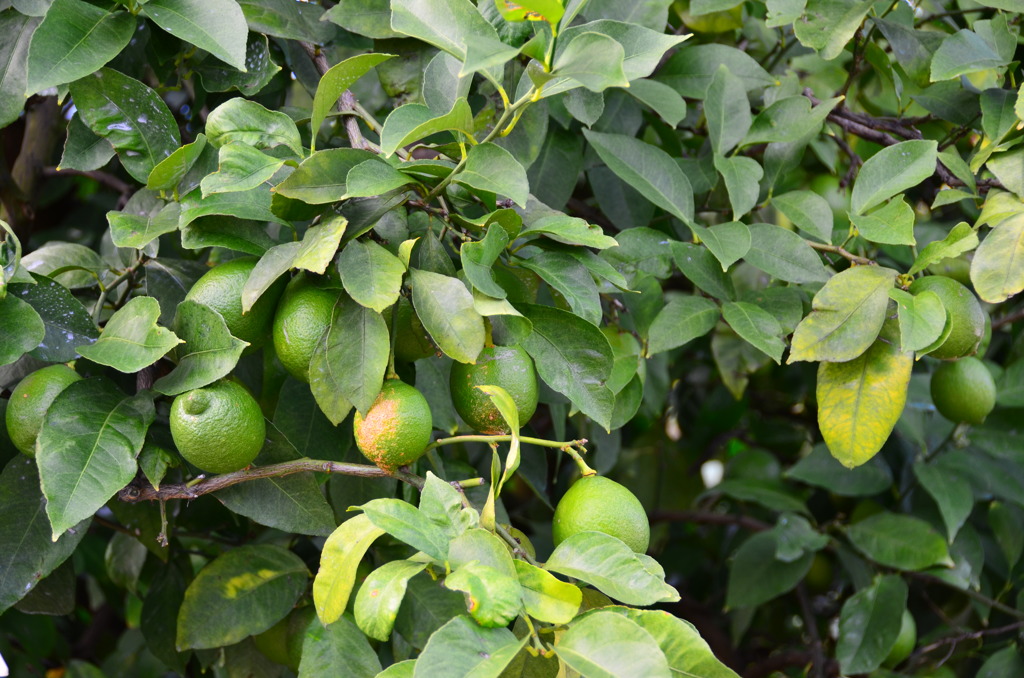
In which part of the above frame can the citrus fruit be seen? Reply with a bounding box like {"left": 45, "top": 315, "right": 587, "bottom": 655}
{"left": 252, "top": 605, "right": 315, "bottom": 671}
{"left": 185, "top": 257, "right": 286, "bottom": 350}
{"left": 272, "top": 275, "right": 340, "bottom": 383}
{"left": 5, "top": 364, "right": 82, "bottom": 456}
{"left": 883, "top": 609, "right": 916, "bottom": 667}
{"left": 389, "top": 296, "right": 435, "bottom": 363}
{"left": 450, "top": 345, "right": 538, "bottom": 434}
{"left": 170, "top": 380, "right": 266, "bottom": 474}
{"left": 930, "top": 357, "right": 996, "bottom": 425}
{"left": 909, "top": 276, "right": 985, "bottom": 360}
{"left": 552, "top": 475, "right": 650, "bottom": 554}
{"left": 353, "top": 379, "right": 432, "bottom": 472}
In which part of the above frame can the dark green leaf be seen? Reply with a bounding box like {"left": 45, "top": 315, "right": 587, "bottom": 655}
{"left": 299, "top": 616, "right": 381, "bottom": 678}
{"left": 519, "top": 214, "right": 618, "bottom": 250}
{"left": 846, "top": 512, "right": 953, "bottom": 570}
{"left": 380, "top": 99, "right": 475, "bottom": 158}
{"left": 836, "top": 575, "right": 907, "bottom": 675}
{"left": 914, "top": 461, "right": 972, "bottom": 542}
{"left": 793, "top": 0, "right": 873, "bottom": 61}
{"left": 519, "top": 251, "right": 602, "bottom": 326}
{"left": 9, "top": 273, "right": 98, "bottom": 362}
{"left": 205, "top": 97, "right": 303, "bottom": 158}
{"left": 671, "top": 242, "right": 735, "bottom": 300}
{"left": 200, "top": 143, "right": 285, "bottom": 196}
{"left": 726, "top": 531, "right": 813, "bottom": 609}
{"left": 705, "top": 66, "right": 750, "bottom": 156}
{"left": 850, "top": 140, "right": 938, "bottom": 215}
{"left": 344, "top": 158, "right": 416, "bottom": 199}
{"left": 460, "top": 224, "right": 509, "bottom": 299}
{"left": 0, "top": 11, "right": 38, "bottom": 128}
{"left": 146, "top": 134, "right": 208, "bottom": 192}
{"left": 721, "top": 302, "right": 785, "bottom": 364}
{"left": 785, "top": 443, "right": 892, "bottom": 496}
{"left": 238, "top": 0, "right": 333, "bottom": 42}
{"left": 0, "top": 294, "right": 45, "bottom": 367}
{"left": 108, "top": 190, "right": 180, "bottom": 250}
{"left": 646, "top": 294, "right": 719, "bottom": 356}
{"left": 274, "top": 148, "right": 376, "bottom": 204}
{"left": 142, "top": 0, "right": 247, "bottom": 71}
{"left": 338, "top": 239, "right": 405, "bottom": 313}
{"left": 152, "top": 300, "right": 248, "bottom": 396}
{"left": 656, "top": 44, "right": 771, "bottom": 98}
{"left": 930, "top": 29, "right": 1007, "bottom": 82}
{"left": 59, "top": 112, "right": 114, "bottom": 172}
{"left": 410, "top": 269, "right": 485, "bottom": 364}
{"left": 310, "top": 295, "right": 389, "bottom": 415}
{"left": 689, "top": 221, "right": 750, "bottom": 271}
{"left": 309, "top": 53, "right": 393, "bottom": 151}
{"left": 457, "top": 143, "right": 529, "bottom": 207}
{"left": 714, "top": 155, "right": 763, "bottom": 220}
{"left": 321, "top": 0, "right": 401, "bottom": 39}
{"left": 194, "top": 34, "right": 280, "bottom": 96}
{"left": 21, "top": 241, "right": 105, "bottom": 289}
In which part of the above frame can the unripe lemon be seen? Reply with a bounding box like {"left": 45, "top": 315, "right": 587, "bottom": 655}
{"left": 930, "top": 357, "right": 996, "bottom": 425}
{"left": 909, "top": 276, "right": 985, "bottom": 360}
{"left": 252, "top": 606, "right": 315, "bottom": 671}
{"left": 353, "top": 379, "right": 432, "bottom": 473}
{"left": 552, "top": 476, "right": 650, "bottom": 554}
{"left": 170, "top": 380, "right": 266, "bottom": 474}
{"left": 272, "top": 275, "right": 340, "bottom": 383}
{"left": 186, "top": 258, "right": 286, "bottom": 350}
{"left": 450, "top": 345, "right": 538, "bottom": 434}
{"left": 883, "top": 609, "right": 916, "bottom": 667}
{"left": 5, "top": 364, "right": 82, "bottom": 456}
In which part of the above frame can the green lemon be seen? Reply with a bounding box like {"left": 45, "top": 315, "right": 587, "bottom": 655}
{"left": 450, "top": 345, "right": 538, "bottom": 434}
{"left": 185, "top": 258, "right": 286, "bottom": 350}
{"left": 272, "top": 275, "right": 340, "bottom": 383}
{"left": 5, "top": 364, "right": 82, "bottom": 456}
{"left": 170, "top": 380, "right": 266, "bottom": 474}
{"left": 909, "top": 276, "right": 986, "bottom": 360}
{"left": 552, "top": 475, "right": 650, "bottom": 554}
{"left": 252, "top": 605, "right": 315, "bottom": 671}
{"left": 353, "top": 379, "right": 433, "bottom": 472}
{"left": 883, "top": 609, "right": 916, "bottom": 668}
{"left": 930, "top": 357, "right": 996, "bottom": 425}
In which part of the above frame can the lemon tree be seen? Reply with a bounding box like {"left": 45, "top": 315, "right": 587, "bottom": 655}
{"left": 2, "top": 0, "right": 1024, "bottom": 675}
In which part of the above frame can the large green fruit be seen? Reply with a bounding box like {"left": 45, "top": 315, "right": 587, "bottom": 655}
{"left": 552, "top": 475, "right": 650, "bottom": 554}
{"left": 450, "top": 345, "right": 538, "bottom": 434}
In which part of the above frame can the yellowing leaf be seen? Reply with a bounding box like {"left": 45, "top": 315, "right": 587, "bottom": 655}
{"left": 970, "top": 213, "right": 1024, "bottom": 303}
{"left": 817, "top": 335, "right": 912, "bottom": 468}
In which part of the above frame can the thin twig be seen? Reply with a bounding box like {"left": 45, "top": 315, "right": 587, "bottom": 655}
{"left": 43, "top": 166, "right": 133, "bottom": 196}
{"left": 425, "top": 434, "right": 588, "bottom": 453}
{"left": 909, "top": 572, "right": 1024, "bottom": 621}
{"left": 298, "top": 42, "right": 373, "bottom": 152}
{"left": 806, "top": 240, "right": 875, "bottom": 266}
{"left": 118, "top": 458, "right": 483, "bottom": 502}
{"left": 914, "top": 620, "right": 1024, "bottom": 658}
{"left": 993, "top": 306, "right": 1024, "bottom": 330}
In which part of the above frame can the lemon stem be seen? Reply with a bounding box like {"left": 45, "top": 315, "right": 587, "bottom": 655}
{"left": 425, "top": 434, "right": 587, "bottom": 452}
{"left": 563, "top": 445, "right": 597, "bottom": 477}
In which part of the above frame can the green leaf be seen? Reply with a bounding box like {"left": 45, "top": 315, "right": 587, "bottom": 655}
{"left": 152, "top": 300, "right": 248, "bottom": 396}
{"left": 817, "top": 332, "right": 912, "bottom": 468}
{"left": 59, "top": 112, "right": 114, "bottom": 173}
{"left": 310, "top": 53, "right": 394, "bottom": 151}
{"left": 37, "top": 379, "right": 153, "bottom": 539}
{"left": 909, "top": 222, "right": 978, "bottom": 275}
{"left": 690, "top": 221, "right": 750, "bottom": 270}
{"left": 789, "top": 266, "right": 896, "bottom": 363}
{"left": 69, "top": 68, "right": 181, "bottom": 184}
{"left": 146, "top": 134, "right": 208, "bottom": 191}
{"left": 930, "top": 29, "right": 1006, "bottom": 82}
{"left": 520, "top": 251, "right": 602, "bottom": 326}
{"left": 445, "top": 562, "right": 522, "bottom": 627}
{"left": 194, "top": 34, "right": 280, "bottom": 97}
{"left": 846, "top": 512, "right": 953, "bottom": 570}
{"left": 107, "top": 191, "right": 180, "bottom": 250}
{"left": 744, "top": 223, "right": 830, "bottom": 284}
{"left": 293, "top": 217, "right": 347, "bottom": 275}
{"left": 646, "top": 294, "right": 719, "bottom": 356}
{"left": 205, "top": 98, "right": 303, "bottom": 158}
{"left": 313, "top": 514, "right": 385, "bottom": 625}
{"left": 460, "top": 224, "right": 509, "bottom": 299}
{"left": 744, "top": 96, "right": 840, "bottom": 146}
{"left": 626, "top": 78, "right": 687, "bottom": 127}
{"left": 970, "top": 213, "right": 1024, "bottom": 304}
{"left": 977, "top": 646, "right": 1024, "bottom": 678}
{"left": 770, "top": 514, "right": 829, "bottom": 562}
{"left": 657, "top": 44, "right": 772, "bottom": 98}
{"left": 0, "top": 294, "right": 45, "bottom": 366}
{"left": 322, "top": 0, "right": 402, "bottom": 39}
{"left": 706, "top": 66, "right": 750, "bottom": 156}
{"left": 557, "top": 19, "right": 687, "bottom": 82}
{"left": 26, "top": 0, "right": 134, "bottom": 95}
{"left": 514, "top": 560, "right": 581, "bottom": 625}
{"left": 379, "top": 99, "right": 475, "bottom": 158}
{"left": 583, "top": 129, "right": 693, "bottom": 225}
{"left": 710, "top": 479, "right": 809, "bottom": 515}
{"left": 378, "top": 661, "right": 416, "bottom": 678}
{"left": 849, "top": 196, "right": 916, "bottom": 246}
{"left": 337, "top": 239, "right": 405, "bottom": 313}
{"left": 771, "top": 190, "right": 833, "bottom": 244}
{"left": 785, "top": 443, "right": 892, "bottom": 496}
{"left": 608, "top": 607, "right": 741, "bottom": 678}
{"left": 851, "top": 140, "right": 938, "bottom": 215}
{"left": 391, "top": 0, "right": 519, "bottom": 76}
{"left": 216, "top": 425, "right": 337, "bottom": 536}
{"left": 0, "top": 11, "right": 39, "bottom": 128}
{"left": 412, "top": 616, "right": 525, "bottom": 678}
{"left": 519, "top": 214, "right": 618, "bottom": 250}
{"left": 354, "top": 560, "right": 427, "bottom": 641}
{"left": 721, "top": 301, "right": 785, "bottom": 364}
{"left": 200, "top": 143, "right": 285, "bottom": 197}
{"left": 520, "top": 304, "right": 615, "bottom": 429}
{"left": 141, "top": 0, "right": 247, "bottom": 71}
{"left": 298, "top": 616, "right": 382, "bottom": 678}
{"left": 238, "top": 0, "right": 333, "bottom": 42}
{"left": 914, "top": 462, "right": 973, "bottom": 542}
{"left": 9, "top": 274, "right": 98, "bottom": 362}
{"left": 310, "top": 296, "right": 389, "bottom": 416}
{"left": 179, "top": 187, "right": 288, "bottom": 235}
{"left": 0, "top": 457, "right": 88, "bottom": 614}
{"left": 76, "top": 297, "right": 182, "bottom": 373}
{"left": 410, "top": 269, "right": 484, "bottom": 364}
{"left": 358, "top": 498, "right": 450, "bottom": 561}
{"left": 794, "top": 0, "right": 873, "bottom": 61}
{"left": 420, "top": 474, "right": 479, "bottom": 540}
{"left": 241, "top": 243, "right": 300, "bottom": 314}
{"left": 344, "top": 158, "right": 416, "bottom": 199}
{"left": 986, "top": 149, "right": 1024, "bottom": 198}
{"left": 545, "top": 531, "right": 679, "bottom": 606}
{"left": 555, "top": 611, "right": 671, "bottom": 678}
{"left": 713, "top": 155, "right": 763, "bottom": 220}
{"left": 726, "top": 531, "right": 813, "bottom": 609}
{"left": 546, "top": 31, "right": 628, "bottom": 93}
{"left": 21, "top": 241, "right": 105, "bottom": 289}
{"left": 274, "top": 148, "right": 376, "bottom": 203}
{"left": 456, "top": 143, "right": 529, "bottom": 207}
{"left": 176, "top": 544, "right": 308, "bottom": 650}
{"left": 672, "top": 242, "right": 736, "bottom": 300}
{"left": 889, "top": 288, "right": 945, "bottom": 353}
{"left": 836, "top": 575, "right": 908, "bottom": 675}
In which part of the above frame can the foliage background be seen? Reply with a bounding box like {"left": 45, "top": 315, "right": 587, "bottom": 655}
{"left": 2, "top": 0, "right": 1024, "bottom": 676}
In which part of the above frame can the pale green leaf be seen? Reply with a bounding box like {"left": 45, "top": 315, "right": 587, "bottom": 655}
{"left": 970, "top": 213, "right": 1024, "bottom": 303}
{"left": 851, "top": 140, "right": 938, "bottom": 215}
{"left": 76, "top": 297, "right": 182, "bottom": 373}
